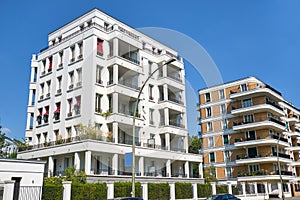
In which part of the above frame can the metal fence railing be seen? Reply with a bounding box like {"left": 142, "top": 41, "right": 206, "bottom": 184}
{"left": 18, "top": 186, "right": 42, "bottom": 200}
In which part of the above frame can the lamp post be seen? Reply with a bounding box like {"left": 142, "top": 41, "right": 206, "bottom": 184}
{"left": 276, "top": 132, "right": 285, "bottom": 200}
{"left": 131, "top": 58, "right": 176, "bottom": 197}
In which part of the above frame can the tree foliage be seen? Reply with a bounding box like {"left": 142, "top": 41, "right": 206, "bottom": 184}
{"left": 188, "top": 136, "right": 201, "bottom": 154}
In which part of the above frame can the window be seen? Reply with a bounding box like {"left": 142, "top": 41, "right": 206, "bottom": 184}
{"left": 246, "top": 130, "right": 256, "bottom": 140}
{"left": 48, "top": 56, "right": 53, "bottom": 72}
{"left": 59, "top": 51, "right": 63, "bottom": 67}
{"left": 78, "top": 42, "right": 83, "bottom": 58}
{"left": 74, "top": 96, "right": 81, "bottom": 115}
{"left": 159, "top": 109, "right": 165, "bottom": 126}
{"left": 76, "top": 68, "right": 82, "bottom": 87}
{"left": 54, "top": 130, "right": 59, "bottom": 141}
{"left": 205, "top": 93, "right": 211, "bottom": 102}
{"left": 220, "top": 104, "right": 226, "bottom": 114}
{"left": 219, "top": 89, "right": 225, "bottom": 99}
{"left": 226, "top": 167, "right": 232, "bottom": 178}
{"left": 248, "top": 147, "right": 258, "bottom": 158}
{"left": 244, "top": 114, "right": 254, "bottom": 123}
{"left": 149, "top": 109, "right": 154, "bottom": 125}
{"left": 222, "top": 119, "right": 228, "bottom": 130}
{"left": 95, "top": 93, "right": 102, "bottom": 113}
{"left": 148, "top": 61, "right": 153, "bottom": 76}
{"left": 206, "top": 107, "right": 212, "bottom": 117}
{"left": 242, "top": 99, "right": 252, "bottom": 108}
{"left": 66, "top": 127, "right": 72, "bottom": 137}
{"left": 29, "top": 113, "right": 34, "bottom": 129}
{"left": 149, "top": 85, "right": 154, "bottom": 100}
{"left": 241, "top": 84, "right": 247, "bottom": 92}
{"left": 43, "top": 132, "right": 48, "bottom": 143}
{"left": 70, "top": 46, "right": 75, "bottom": 62}
{"left": 97, "top": 38, "right": 103, "bottom": 56}
{"left": 249, "top": 164, "right": 259, "bottom": 173}
{"left": 223, "top": 135, "right": 229, "bottom": 144}
{"left": 54, "top": 102, "right": 60, "bottom": 121}
{"left": 209, "top": 152, "right": 215, "bottom": 163}
{"left": 69, "top": 71, "right": 74, "bottom": 89}
{"left": 67, "top": 98, "right": 73, "bottom": 117}
{"left": 46, "top": 80, "right": 51, "bottom": 97}
{"left": 225, "top": 151, "right": 230, "bottom": 161}
{"left": 42, "top": 60, "right": 46, "bottom": 74}
{"left": 43, "top": 106, "right": 49, "bottom": 123}
{"left": 37, "top": 108, "right": 43, "bottom": 125}
{"left": 207, "top": 122, "right": 213, "bottom": 132}
{"left": 208, "top": 137, "right": 214, "bottom": 147}
{"left": 57, "top": 76, "right": 62, "bottom": 93}
{"left": 96, "top": 65, "right": 102, "bottom": 84}
{"left": 40, "top": 83, "right": 45, "bottom": 99}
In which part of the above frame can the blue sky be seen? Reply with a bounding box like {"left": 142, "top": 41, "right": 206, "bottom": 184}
{"left": 0, "top": 1, "right": 300, "bottom": 139}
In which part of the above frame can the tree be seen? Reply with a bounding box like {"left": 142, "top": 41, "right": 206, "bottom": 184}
{"left": 76, "top": 121, "right": 103, "bottom": 140}
{"left": 0, "top": 123, "right": 8, "bottom": 158}
{"left": 188, "top": 135, "right": 202, "bottom": 154}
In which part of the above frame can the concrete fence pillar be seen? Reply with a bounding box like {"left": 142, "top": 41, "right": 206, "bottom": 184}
{"left": 241, "top": 182, "right": 246, "bottom": 196}
{"left": 141, "top": 182, "right": 148, "bottom": 200}
{"left": 3, "top": 180, "right": 15, "bottom": 200}
{"left": 169, "top": 182, "right": 175, "bottom": 200}
{"left": 211, "top": 182, "right": 216, "bottom": 195}
{"left": 192, "top": 183, "right": 198, "bottom": 200}
{"left": 107, "top": 181, "right": 114, "bottom": 200}
{"left": 278, "top": 182, "right": 283, "bottom": 198}
{"left": 62, "top": 181, "right": 71, "bottom": 200}
{"left": 227, "top": 182, "right": 232, "bottom": 194}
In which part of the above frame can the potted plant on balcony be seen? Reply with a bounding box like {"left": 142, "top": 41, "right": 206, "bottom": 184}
{"left": 100, "top": 110, "right": 112, "bottom": 119}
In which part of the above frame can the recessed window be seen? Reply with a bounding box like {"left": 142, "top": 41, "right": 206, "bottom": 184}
{"left": 226, "top": 167, "right": 232, "bottom": 177}
{"left": 220, "top": 104, "right": 226, "bottom": 114}
{"left": 219, "top": 89, "right": 225, "bottom": 99}
{"left": 67, "top": 98, "right": 73, "bottom": 117}
{"left": 222, "top": 119, "right": 228, "bottom": 130}
{"left": 249, "top": 164, "right": 259, "bottom": 173}
{"left": 97, "top": 38, "right": 103, "bottom": 56}
{"left": 205, "top": 93, "right": 211, "bottom": 102}
{"left": 241, "top": 84, "right": 247, "bottom": 92}
{"left": 74, "top": 96, "right": 81, "bottom": 115}
{"left": 223, "top": 135, "right": 229, "bottom": 144}
{"left": 242, "top": 99, "right": 252, "bottom": 108}
{"left": 207, "top": 122, "right": 213, "bottom": 132}
{"left": 96, "top": 65, "right": 102, "bottom": 84}
{"left": 208, "top": 137, "right": 214, "bottom": 147}
{"left": 225, "top": 151, "right": 230, "bottom": 161}
{"left": 206, "top": 107, "right": 212, "bottom": 117}
{"left": 149, "top": 109, "right": 154, "bottom": 125}
{"left": 54, "top": 102, "right": 60, "bottom": 121}
{"left": 210, "top": 152, "right": 215, "bottom": 163}
{"left": 244, "top": 114, "right": 254, "bottom": 123}
{"left": 95, "top": 93, "right": 102, "bottom": 113}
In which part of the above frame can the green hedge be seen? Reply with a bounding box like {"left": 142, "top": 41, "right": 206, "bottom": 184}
{"left": 216, "top": 185, "right": 228, "bottom": 194}
{"left": 232, "top": 186, "right": 239, "bottom": 195}
{"left": 71, "top": 183, "right": 106, "bottom": 200}
{"left": 42, "top": 184, "right": 63, "bottom": 200}
{"left": 175, "top": 182, "right": 193, "bottom": 199}
{"left": 148, "top": 183, "right": 170, "bottom": 200}
{"left": 114, "top": 182, "right": 142, "bottom": 198}
{"left": 197, "top": 184, "right": 211, "bottom": 198}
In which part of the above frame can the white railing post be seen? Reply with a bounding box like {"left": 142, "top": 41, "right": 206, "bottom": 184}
{"left": 107, "top": 181, "right": 114, "bottom": 200}
{"left": 169, "top": 182, "right": 175, "bottom": 200}
{"left": 3, "top": 180, "right": 15, "bottom": 200}
{"left": 141, "top": 182, "right": 148, "bottom": 200}
{"left": 62, "top": 181, "right": 71, "bottom": 200}
{"left": 192, "top": 183, "right": 198, "bottom": 200}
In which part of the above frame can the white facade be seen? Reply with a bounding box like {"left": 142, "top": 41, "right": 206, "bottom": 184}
{"left": 18, "top": 8, "right": 203, "bottom": 183}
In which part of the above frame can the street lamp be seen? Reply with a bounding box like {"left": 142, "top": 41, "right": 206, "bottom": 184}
{"left": 131, "top": 58, "right": 176, "bottom": 197}
{"left": 276, "top": 132, "right": 285, "bottom": 200}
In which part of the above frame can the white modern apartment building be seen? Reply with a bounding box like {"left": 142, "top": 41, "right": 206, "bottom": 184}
{"left": 18, "top": 8, "right": 203, "bottom": 183}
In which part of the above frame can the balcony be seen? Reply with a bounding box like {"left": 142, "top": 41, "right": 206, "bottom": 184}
{"left": 118, "top": 79, "right": 139, "bottom": 90}
{"left": 271, "top": 134, "right": 288, "bottom": 143}
{"left": 233, "top": 117, "right": 286, "bottom": 131}
{"left": 238, "top": 170, "right": 292, "bottom": 177}
{"left": 168, "top": 97, "right": 184, "bottom": 105}
{"left": 169, "top": 121, "right": 185, "bottom": 128}
{"left": 230, "top": 85, "right": 283, "bottom": 100}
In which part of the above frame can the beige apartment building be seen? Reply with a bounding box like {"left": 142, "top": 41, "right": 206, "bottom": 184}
{"left": 198, "top": 76, "right": 300, "bottom": 198}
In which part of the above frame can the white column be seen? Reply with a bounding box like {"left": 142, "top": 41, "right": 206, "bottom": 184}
{"left": 211, "top": 182, "right": 216, "bottom": 195}
{"left": 112, "top": 153, "right": 118, "bottom": 175}
{"left": 287, "top": 183, "right": 291, "bottom": 196}
{"left": 254, "top": 182, "right": 258, "bottom": 195}
{"left": 113, "top": 38, "right": 119, "bottom": 57}
{"left": 199, "top": 163, "right": 203, "bottom": 178}
{"left": 169, "top": 182, "right": 175, "bottom": 200}
{"left": 3, "top": 180, "right": 15, "bottom": 200}
{"left": 162, "top": 62, "right": 167, "bottom": 77}
{"left": 241, "top": 182, "right": 246, "bottom": 196}
{"left": 139, "top": 156, "right": 144, "bottom": 176}
{"left": 166, "top": 159, "right": 171, "bottom": 177}
{"left": 26, "top": 113, "right": 32, "bottom": 130}
{"left": 184, "top": 161, "right": 190, "bottom": 178}
{"left": 227, "top": 182, "right": 232, "bottom": 194}
{"left": 113, "top": 122, "right": 118, "bottom": 144}
{"left": 28, "top": 89, "right": 33, "bottom": 106}
{"left": 163, "top": 84, "right": 168, "bottom": 101}
{"left": 85, "top": 151, "right": 91, "bottom": 175}
{"left": 48, "top": 156, "right": 54, "bottom": 177}
{"left": 74, "top": 152, "right": 80, "bottom": 172}
{"left": 62, "top": 181, "right": 72, "bottom": 200}
{"left": 141, "top": 182, "right": 148, "bottom": 200}
{"left": 264, "top": 182, "right": 269, "bottom": 196}
{"left": 164, "top": 108, "right": 169, "bottom": 126}
{"left": 107, "top": 181, "right": 114, "bottom": 199}
{"left": 113, "top": 64, "right": 118, "bottom": 84}
{"left": 268, "top": 183, "right": 272, "bottom": 195}
{"left": 278, "top": 182, "right": 283, "bottom": 198}
{"left": 113, "top": 93, "right": 118, "bottom": 113}
{"left": 192, "top": 183, "right": 198, "bottom": 200}
{"left": 165, "top": 133, "right": 170, "bottom": 151}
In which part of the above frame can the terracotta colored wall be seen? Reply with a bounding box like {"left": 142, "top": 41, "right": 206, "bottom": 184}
{"left": 216, "top": 167, "right": 225, "bottom": 179}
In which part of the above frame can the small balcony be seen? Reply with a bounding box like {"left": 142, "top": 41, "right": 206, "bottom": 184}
{"left": 233, "top": 117, "right": 285, "bottom": 131}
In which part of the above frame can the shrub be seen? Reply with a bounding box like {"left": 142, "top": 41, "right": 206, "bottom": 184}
{"left": 71, "top": 183, "right": 106, "bottom": 200}
{"left": 175, "top": 182, "right": 193, "bottom": 199}
{"left": 148, "top": 183, "right": 170, "bottom": 200}
{"left": 42, "top": 184, "right": 63, "bottom": 200}
{"left": 216, "top": 185, "right": 228, "bottom": 194}
{"left": 198, "top": 184, "right": 211, "bottom": 198}
{"left": 114, "top": 182, "right": 142, "bottom": 198}
{"left": 232, "top": 185, "right": 239, "bottom": 195}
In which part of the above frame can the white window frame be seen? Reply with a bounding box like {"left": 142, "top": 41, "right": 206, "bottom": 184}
{"left": 207, "top": 121, "right": 213, "bottom": 132}
{"left": 220, "top": 104, "right": 226, "bottom": 114}
{"left": 206, "top": 107, "right": 212, "bottom": 117}
{"left": 219, "top": 89, "right": 225, "bottom": 99}
{"left": 205, "top": 92, "right": 211, "bottom": 103}
{"left": 249, "top": 164, "right": 259, "bottom": 173}
{"left": 208, "top": 137, "right": 214, "bottom": 147}
{"left": 241, "top": 83, "right": 248, "bottom": 92}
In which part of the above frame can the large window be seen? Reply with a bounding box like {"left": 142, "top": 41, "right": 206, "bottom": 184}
{"left": 76, "top": 68, "right": 82, "bottom": 87}
{"left": 96, "top": 65, "right": 102, "bottom": 84}
{"left": 208, "top": 137, "right": 214, "bottom": 147}
{"left": 97, "top": 38, "right": 103, "bottom": 56}
{"left": 67, "top": 98, "right": 73, "bottom": 117}
{"left": 95, "top": 93, "right": 102, "bottom": 113}
{"left": 210, "top": 152, "right": 215, "bottom": 163}
{"left": 246, "top": 130, "right": 256, "bottom": 140}
{"left": 206, "top": 107, "right": 212, "bottom": 117}
{"left": 207, "top": 122, "right": 213, "bottom": 132}
{"left": 219, "top": 89, "right": 225, "bottom": 99}
{"left": 57, "top": 76, "right": 62, "bottom": 94}
{"left": 205, "top": 93, "right": 211, "bottom": 102}
{"left": 69, "top": 71, "right": 74, "bottom": 89}
{"left": 244, "top": 114, "right": 254, "bottom": 123}
{"left": 74, "top": 96, "right": 81, "bottom": 115}
{"left": 242, "top": 99, "right": 252, "bottom": 108}
{"left": 249, "top": 164, "right": 259, "bottom": 173}
{"left": 149, "top": 109, "right": 154, "bottom": 125}
{"left": 241, "top": 83, "right": 247, "bottom": 92}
